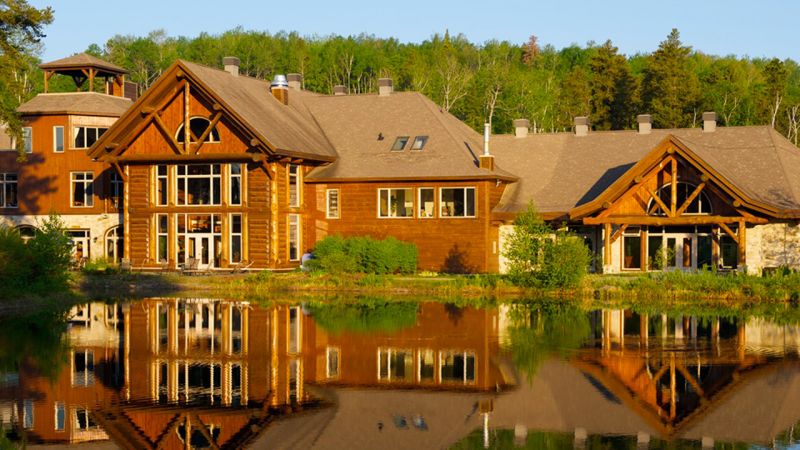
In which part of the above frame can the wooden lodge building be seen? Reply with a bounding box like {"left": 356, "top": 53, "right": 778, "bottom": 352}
{"left": 3, "top": 53, "right": 800, "bottom": 273}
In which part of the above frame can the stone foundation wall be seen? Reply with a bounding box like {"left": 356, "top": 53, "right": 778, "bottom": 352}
{"left": 747, "top": 222, "right": 800, "bottom": 273}
{"left": 0, "top": 213, "right": 122, "bottom": 260}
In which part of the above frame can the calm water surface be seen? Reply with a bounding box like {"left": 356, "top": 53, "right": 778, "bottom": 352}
{"left": 2, "top": 298, "right": 800, "bottom": 449}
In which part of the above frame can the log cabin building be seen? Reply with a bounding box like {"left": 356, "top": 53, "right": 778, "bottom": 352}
{"left": 3, "top": 53, "right": 800, "bottom": 273}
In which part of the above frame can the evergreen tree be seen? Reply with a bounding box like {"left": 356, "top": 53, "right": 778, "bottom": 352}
{"left": 589, "top": 40, "right": 638, "bottom": 130}
{"left": 642, "top": 29, "right": 700, "bottom": 128}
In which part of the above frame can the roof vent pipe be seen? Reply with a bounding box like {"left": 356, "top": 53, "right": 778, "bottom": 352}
{"left": 637, "top": 114, "right": 652, "bottom": 134}
{"left": 287, "top": 73, "right": 302, "bottom": 90}
{"left": 574, "top": 117, "right": 589, "bottom": 137}
{"left": 270, "top": 74, "right": 289, "bottom": 105}
{"left": 378, "top": 78, "right": 393, "bottom": 96}
{"left": 479, "top": 123, "right": 495, "bottom": 171}
{"left": 703, "top": 111, "right": 717, "bottom": 132}
{"left": 223, "top": 56, "right": 240, "bottom": 77}
{"left": 333, "top": 85, "right": 347, "bottom": 96}
{"left": 513, "top": 119, "right": 530, "bottom": 138}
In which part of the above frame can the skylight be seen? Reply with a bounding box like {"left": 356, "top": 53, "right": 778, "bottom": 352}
{"left": 391, "top": 136, "right": 409, "bottom": 151}
{"left": 411, "top": 136, "right": 428, "bottom": 150}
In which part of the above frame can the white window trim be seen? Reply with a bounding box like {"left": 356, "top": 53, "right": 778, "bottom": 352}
{"left": 0, "top": 172, "right": 18, "bottom": 209}
{"left": 53, "top": 126, "right": 64, "bottom": 153}
{"left": 417, "top": 348, "right": 435, "bottom": 382}
{"left": 229, "top": 163, "right": 243, "bottom": 206}
{"left": 288, "top": 164, "right": 301, "bottom": 208}
{"left": 70, "top": 171, "right": 94, "bottom": 208}
{"left": 22, "top": 127, "right": 32, "bottom": 154}
{"left": 377, "top": 188, "right": 414, "bottom": 219}
{"left": 326, "top": 188, "right": 340, "bottom": 219}
{"left": 439, "top": 350, "right": 476, "bottom": 385}
{"left": 377, "top": 347, "right": 413, "bottom": 382}
{"left": 54, "top": 402, "right": 65, "bottom": 432}
{"left": 72, "top": 126, "right": 107, "bottom": 150}
{"left": 417, "top": 187, "right": 435, "bottom": 219}
{"left": 439, "top": 186, "right": 476, "bottom": 218}
{"left": 174, "top": 116, "right": 220, "bottom": 144}
{"left": 288, "top": 214, "right": 301, "bottom": 261}
{"left": 156, "top": 214, "right": 169, "bottom": 263}
{"left": 155, "top": 165, "right": 168, "bottom": 207}
{"left": 175, "top": 164, "right": 222, "bottom": 207}
{"left": 229, "top": 213, "right": 243, "bottom": 264}
{"left": 326, "top": 346, "right": 340, "bottom": 379}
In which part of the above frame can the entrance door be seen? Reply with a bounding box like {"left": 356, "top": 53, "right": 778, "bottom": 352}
{"left": 187, "top": 234, "right": 214, "bottom": 269}
{"left": 67, "top": 230, "right": 91, "bottom": 263}
{"left": 663, "top": 233, "right": 695, "bottom": 270}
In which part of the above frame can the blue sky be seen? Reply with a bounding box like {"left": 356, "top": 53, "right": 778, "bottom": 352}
{"left": 31, "top": 0, "right": 798, "bottom": 62}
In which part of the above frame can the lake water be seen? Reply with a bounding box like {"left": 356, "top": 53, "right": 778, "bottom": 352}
{"left": 1, "top": 297, "right": 800, "bottom": 449}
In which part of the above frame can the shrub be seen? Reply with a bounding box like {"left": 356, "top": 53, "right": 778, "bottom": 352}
{"left": 503, "top": 203, "right": 592, "bottom": 288}
{"left": 307, "top": 235, "right": 417, "bottom": 274}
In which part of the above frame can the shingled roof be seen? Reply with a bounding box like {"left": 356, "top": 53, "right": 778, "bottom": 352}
{"left": 17, "top": 92, "right": 132, "bottom": 117}
{"left": 39, "top": 53, "right": 128, "bottom": 75}
{"left": 491, "top": 126, "right": 800, "bottom": 217}
{"left": 304, "top": 92, "right": 516, "bottom": 182}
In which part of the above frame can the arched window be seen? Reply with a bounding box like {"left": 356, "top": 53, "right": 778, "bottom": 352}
{"left": 648, "top": 182, "right": 713, "bottom": 216}
{"left": 105, "top": 226, "right": 124, "bottom": 262}
{"left": 176, "top": 117, "right": 219, "bottom": 144}
{"left": 15, "top": 225, "right": 37, "bottom": 243}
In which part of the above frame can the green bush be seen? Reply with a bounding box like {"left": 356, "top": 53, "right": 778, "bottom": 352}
{"left": 503, "top": 203, "right": 592, "bottom": 288}
{"left": 306, "top": 235, "right": 417, "bottom": 274}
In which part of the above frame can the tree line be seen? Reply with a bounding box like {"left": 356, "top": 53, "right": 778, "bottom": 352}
{"left": 3, "top": 11, "right": 800, "bottom": 143}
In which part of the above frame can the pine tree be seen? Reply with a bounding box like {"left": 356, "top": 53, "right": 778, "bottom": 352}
{"left": 589, "top": 40, "right": 638, "bottom": 130}
{"left": 642, "top": 29, "right": 700, "bottom": 128}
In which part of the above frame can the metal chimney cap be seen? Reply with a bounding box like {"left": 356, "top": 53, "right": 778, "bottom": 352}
{"left": 271, "top": 74, "right": 289, "bottom": 88}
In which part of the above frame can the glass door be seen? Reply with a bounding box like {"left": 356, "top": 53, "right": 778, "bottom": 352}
{"left": 187, "top": 234, "right": 214, "bottom": 269}
{"left": 663, "top": 233, "right": 695, "bottom": 270}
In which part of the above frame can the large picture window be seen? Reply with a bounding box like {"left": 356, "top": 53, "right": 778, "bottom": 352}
{"left": 71, "top": 172, "right": 94, "bottom": 207}
{"left": 378, "top": 188, "right": 413, "bottom": 218}
{"left": 440, "top": 187, "right": 475, "bottom": 217}
{"left": 177, "top": 164, "right": 221, "bottom": 206}
{"left": 0, "top": 173, "right": 18, "bottom": 208}
{"left": 73, "top": 126, "right": 107, "bottom": 149}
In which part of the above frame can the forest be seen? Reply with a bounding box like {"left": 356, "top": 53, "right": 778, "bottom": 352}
{"left": 5, "top": 24, "right": 800, "bottom": 142}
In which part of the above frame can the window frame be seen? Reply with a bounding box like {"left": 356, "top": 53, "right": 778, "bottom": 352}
{"left": 229, "top": 163, "right": 242, "bottom": 206}
{"left": 156, "top": 214, "right": 169, "bottom": 263}
{"left": 155, "top": 165, "right": 168, "bottom": 206}
{"left": 70, "top": 171, "right": 94, "bottom": 208}
{"left": 411, "top": 135, "right": 428, "bottom": 150}
{"left": 176, "top": 164, "right": 222, "bottom": 206}
{"left": 439, "top": 186, "right": 476, "bottom": 218}
{"left": 0, "top": 172, "right": 18, "bottom": 208}
{"left": 54, "top": 402, "right": 65, "bottom": 432}
{"left": 378, "top": 188, "right": 414, "bottom": 219}
{"left": 326, "top": 346, "right": 340, "bottom": 379}
{"left": 391, "top": 136, "right": 409, "bottom": 151}
{"left": 288, "top": 213, "right": 301, "bottom": 261}
{"left": 230, "top": 213, "right": 243, "bottom": 264}
{"left": 326, "top": 188, "right": 340, "bottom": 219}
{"left": 288, "top": 164, "right": 301, "bottom": 208}
{"left": 53, "top": 126, "right": 64, "bottom": 153}
{"left": 417, "top": 187, "right": 435, "bottom": 218}
{"left": 439, "top": 350, "right": 476, "bottom": 385}
{"left": 110, "top": 171, "right": 123, "bottom": 210}
{"left": 175, "top": 116, "right": 220, "bottom": 144}
{"left": 22, "top": 127, "right": 32, "bottom": 154}
{"left": 72, "top": 126, "right": 107, "bottom": 150}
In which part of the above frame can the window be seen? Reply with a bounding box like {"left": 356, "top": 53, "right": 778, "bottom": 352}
{"left": 378, "top": 348, "right": 413, "bottom": 382}
{"left": 16, "top": 225, "right": 36, "bottom": 243}
{"left": 110, "top": 171, "right": 123, "bottom": 209}
{"left": 418, "top": 188, "right": 435, "bottom": 218}
{"left": 54, "top": 402, "right": 65, "bottom": 431}
{"left": 391, "top": 136, "right": 409, "bottom": 151}
{"left": 289, "top": 306, "right": 301, "bottom": 354}
{"left": 71, "top": 172, "right": 94, "bottom": 207}
{"left": 230, "top": 214, "right": 242, "bottom": 264}
{"left": 229, "top": 163, "right": 242, "bottom": 206}
{"left": 0, "top": 173, "right": 18, "bottom": 208}
{"left": 177, "top": 164, "right": 221, "bottom": 206}
{"left": 72, "top": 350, "right": 94, "bottom": 386}
{"left": 105, "top": 226, "right": 123, "bottom": 262}
{"left": 720, "top": 232, "right": 738, "bottom": 269}
{"left": 288, "top": 214, "right": 300, "bottom": 261}
{"left": 326, "top": 347, "right": 340, "bottom": 379}
{"left": 288, "top": 164, "right": 300, "bottom": 207}
{"left": 74, "top": 408, "right": 99, "bottom": 431}
{"left": 176, "top": 117, "right": 219, "bottom": 143}
{"left": 378, "top": 188, "right": 413, "bottom": 218}
{"left": 23, "top": 399, "right": 33, "bottom": 429}
{"left": 22, "top": 127, "right": 32, "bottom": 153}
{"left": 73, "top": 126, "right": 107, "bottom": 149}
{"left": 440, "top": 351, "right": 475, "bottom": 384}
{"left": 53, "top": 126, "right": 64, "bottom": 152}
{"left": 440, "top": 187, "right": 475, "bottom": 217}
{"left": 418, "top": 349, "right": 435, "bottom": 382}
{"left": 157, "top": 214, "right": 169, "bottom": 263}
{"left": 156, "top": 165, "right": 168, "bottom": 206}
{"left": 411, "top": 135, "right": 428, "bottom": 150}
{"left": 650, "top": 182, "right": 712, "bottom": 216}
{"left": 326, "top": 189, "right": 339, "bottom": 219}
{"left": 623, "top": 227, "right": 642, "bottom": 270}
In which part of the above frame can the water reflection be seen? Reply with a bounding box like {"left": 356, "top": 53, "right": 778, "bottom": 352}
{"left": 0, "top": 298, "right": 799, "bottom": 449}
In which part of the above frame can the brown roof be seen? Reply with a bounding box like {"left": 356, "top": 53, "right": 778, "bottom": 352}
{"left": 17, "top": 92, "right": 132, "bottom": 116}
{"left": 304, "top": 92, "right": 516, "bottom": 182}
{"left": 179, "top": 60, "right": 337, "bottom": 161}
{"left": 491, "top": 126, "right": 800, "bottom": 216}
{"left": 39, "top": 53, "right": 127, "bottom": 75}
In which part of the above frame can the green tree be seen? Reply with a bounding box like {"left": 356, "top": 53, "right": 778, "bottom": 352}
{"left": 642, "top": 29, "right": 700, "bottom": 128}
{"left": 760, "top": 57, "right": 788, "bottom": 128}
{"left": 589, "top": 40, "right": 638, "bottom": 130}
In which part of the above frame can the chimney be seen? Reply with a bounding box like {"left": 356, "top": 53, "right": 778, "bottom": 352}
{"left": 333, "top": 85, "right": 347, "bottom": 96}
{"left": 513, "top": 119, "right": 530, "bottom": 138}
{"left": 574, "top": 116, "right": 590, "bottom": 137}
{"left": 270, "top": 74, "right": 289, "bottom": 105}
{"left": 703, "top": 111, "right": 717, "bottom": 132}
{"left": 637, "top": 114, "right": 652, "bottom": 134}
{"left": 287, "top": 73, "right": 302, "bottom": 90}
{"left": 378, "top": 78, "right": 393, "bottom": 96}
{"left": 223, "top": 57, "right": 240, "bottom": 77}
{"left": 479, "top": 123, "right": 494, "bottom": 171}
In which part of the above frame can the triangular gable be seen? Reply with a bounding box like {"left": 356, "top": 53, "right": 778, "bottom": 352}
{"left": 88, "top": 61, "right": 333, "bottom": 165}
{"left": 569, "top": 135, "right": 777, "bottom": 222}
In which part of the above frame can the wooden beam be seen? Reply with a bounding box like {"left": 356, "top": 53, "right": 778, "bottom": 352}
{"left": 670, "top": 158, "right": 678, "bottom": 216}
{"left": 604, "top": 223, "right": 611, "bottom": 266}
{"left": 646, "top": 187, "right": 673, "bottom": 218}
{"left": 675, "top": 182, "right": 706, "bottom": 216}
{"left": 111, "top": 161, "right": 128, "bottom": 182}
{"left": 609, "top": 224, "right": 628, "bottom": 244}
{"left": 153, "top": 114, "right": 184, "bottom": 155}
{"left": 718, "top": 222, "right": 739, "bottom": 244}
{"left": 596, "top": 157, "right": 674, "bottom": 219}
{"left": 192, "top": 112, "right": 223, "bottom": 154}
{"left": 584, "top": 215, "right": 768, "bottom": 226}
{"left": 183, "top": 83, "right": 191, "bottom": 152}
{"left": 738, "top": 220, "right": 747, "bottom": 266}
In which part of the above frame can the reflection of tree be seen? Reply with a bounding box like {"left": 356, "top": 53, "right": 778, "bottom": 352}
{"left": 0, "top": 308, "right": 70, "bottom": 381}
{"left": 307, "top": 300, "right": 418, "bottom": 335}
{"left": 503, "top": 302, "right": 592, "bottom": 380}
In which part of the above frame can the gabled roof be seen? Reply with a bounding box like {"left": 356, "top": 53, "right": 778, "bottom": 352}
{"left": 491, "top": 126, "right": 800, "bottom": 218}
{"left": 304, "top": 92, "right": 516, "bottom": 182}
{"left": 17, "top": 92, "right": 131, "bottom": 117}
{"left": 39, "top": 53, "right": 127, "bottom": 75}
